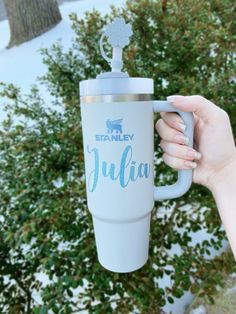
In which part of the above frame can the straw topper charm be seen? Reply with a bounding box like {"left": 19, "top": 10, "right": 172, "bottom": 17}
{"left": 99, "top": 17, "right": 133, "bottom": 72}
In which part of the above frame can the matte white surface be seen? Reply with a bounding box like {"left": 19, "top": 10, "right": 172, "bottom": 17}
{"left": 93, "top": 214, "right": 151, "bottom": 273}
{"left": 81, "top": 100, "right": 154, "bottom": 272}
{"left": 79, "top": 77, "right": 154, "bottom": 96}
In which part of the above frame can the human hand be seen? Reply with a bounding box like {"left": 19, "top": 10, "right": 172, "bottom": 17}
{"left": 155, "top": 95, "right": 236, "bottom": 191}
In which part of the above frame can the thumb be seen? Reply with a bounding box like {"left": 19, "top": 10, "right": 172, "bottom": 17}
{"left": 166, "top": 95, "right": 220, "bottom": 122}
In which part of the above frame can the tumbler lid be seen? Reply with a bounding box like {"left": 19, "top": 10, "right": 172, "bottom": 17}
{"left": 92, "top": 214, "right": 151, "bottom": 273}
{"left": 79, "top": 76, "right": 153, "bottom": 97}
{"left": 79, "top": 17, "right": 154, "bottom": 97}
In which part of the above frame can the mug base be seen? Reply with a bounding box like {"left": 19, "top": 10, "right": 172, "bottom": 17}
{"left": 92, "top": 213, "right": 151, "bottom": 273}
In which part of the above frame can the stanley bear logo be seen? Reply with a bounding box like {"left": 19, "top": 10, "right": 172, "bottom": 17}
{"left": 95, "top": 118, "right": 134, "bottom": 142}
{"left": 106, "top": 119, "right": 123, "bottom": 134}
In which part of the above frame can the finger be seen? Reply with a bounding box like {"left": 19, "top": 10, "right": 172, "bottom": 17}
{"left": 162, "top": 153, "right": 198, "bottom": 170}
{"left": 160, "top": 112, "right": 186, "bottom": 132}
{"left": 155, "top": 119, "right": 189, "bottom": 145}
{"left": 160, "top": 140, "right": 202, "bottom": 161}
{"left": 166, "top": 95, "right": 221, "bottom": 123}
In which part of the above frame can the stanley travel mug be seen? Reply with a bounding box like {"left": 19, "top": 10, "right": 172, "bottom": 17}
{"left": 80, "top": 18, "right": 194, "bottom": 273}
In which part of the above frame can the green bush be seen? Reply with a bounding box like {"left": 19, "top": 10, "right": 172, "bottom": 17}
{"left": 0, "top": 0, "right": 235, "bottom": 313}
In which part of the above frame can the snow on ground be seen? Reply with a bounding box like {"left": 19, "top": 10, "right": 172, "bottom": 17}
{"left": 190, "top": 305, "right": 207, "bottom": 314}
{"left": 0, "top": 1, "right": 229, "bottom": 313}
{"left": 0, "top": 0, "right": 126, "bottom": 121}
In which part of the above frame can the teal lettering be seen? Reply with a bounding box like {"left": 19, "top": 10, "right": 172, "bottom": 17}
{"left": 130, "top": 160, "right": 139, "bottom": 181}
{"left": 138, "top": 163, "right": 150, "bottom": 178}
{"left": 87, "top": 145, "right": 99, "bottom": 192}
{"left": 111, "top": 135, "right": 118, "bottom": 141}
{"left": 95, "top": 134, "right": 134, "bottom": 141}
{"left": 119, "top": 145, "right": 133, "bottom": 187}
{"left": 87, "top": 145, "right": 150, "bottom": 192}
{"left": 102, "top": 162, "right": 118, "bottom": 180}
{"left": 104, "top": 135, "right": 110, "bottom": 141}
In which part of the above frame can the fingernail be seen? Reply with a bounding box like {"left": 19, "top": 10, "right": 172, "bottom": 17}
{"left": 184, "top": 161, "right": 197, "bottom": 169}
{"left": 195, "top": 152, "right": 202, "bottom": 160}
{"left": 187, "top": 149, "right": 202, "bottom": 160}
{"left": 174, "top": 134, "right": 189, "bottom": 145}
{"left": 167, "top": 95, "right": 185, "bottom": 103}
{"left": 176, "top": 122, "right": 186, "bottom": 132}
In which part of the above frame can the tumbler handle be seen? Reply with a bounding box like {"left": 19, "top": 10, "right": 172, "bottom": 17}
{"left": 153, "top": 101, "right": 194, "bottom": 201}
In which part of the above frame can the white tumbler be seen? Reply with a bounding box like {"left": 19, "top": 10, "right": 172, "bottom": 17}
{"left": 79, "top": 18, "right": 194, "bottom": 273}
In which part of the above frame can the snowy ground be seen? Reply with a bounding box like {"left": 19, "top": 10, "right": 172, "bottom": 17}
{"left": 0, "top": 1, "right": 229, "bottom": 313}
{"left": 0, "top": 0, "right": 125, "bottom": 93}
{"left": 0, "top": 0, "right": 126, "bottom": 122}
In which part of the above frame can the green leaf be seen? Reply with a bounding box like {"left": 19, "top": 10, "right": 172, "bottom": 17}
{"left": 167, "top": 296, "right": 174, "bottom": 304}
{"left": 67, "top": 289, "right": 73, "bottom": 298}
{"left": 40, "top": 306, "right": 48, "bottom": 314}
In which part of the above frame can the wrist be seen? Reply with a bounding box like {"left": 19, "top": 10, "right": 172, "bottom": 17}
{"left": 208, "top": 151, "right": 236, "bottom": 196}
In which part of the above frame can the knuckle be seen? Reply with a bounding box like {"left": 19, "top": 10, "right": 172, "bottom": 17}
{"left": 166, "top": 142, "right": 175, "bottom": 155}
{"left": 170, "top": 128, "right": 179, "bottom": 137}
{"left": 220, "top": 108, "right": 229, "bottom": 121}
{"left": 162, "top": 153, "right": 168, "bottom": 163}
{"left": 170, "top": 144, "right": 185, "bottom": 159}
{"left": 162, "top": 153, "right": 179, "bottom": 170}
{"left": 175, "top": 114, "right": 184, "bottom": 124}
{"left": 160, "top": 112, "right": 166, "bottom": 118}
{"left": 184, "top": 146, "right": 191, "bottom": 156}
{"left": 159, "top": 139, "right": 164, "bottom": 148}
{"left": 167, "top": 112, "right": 181, "bottom": 124}
{"left": 175, "top": 145, "right": 184, "bottom": 158}
{"left": 194, "top": 95, "right": 205, "bottom": 102}
{"left": 214, "top": 107, "right": 229, "bottom": 121}
{"left": 169, "top": 114, "right": 182, "bottom": 126}
{"left": 155, "top": 119, "right": 162, "bottom": 131}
